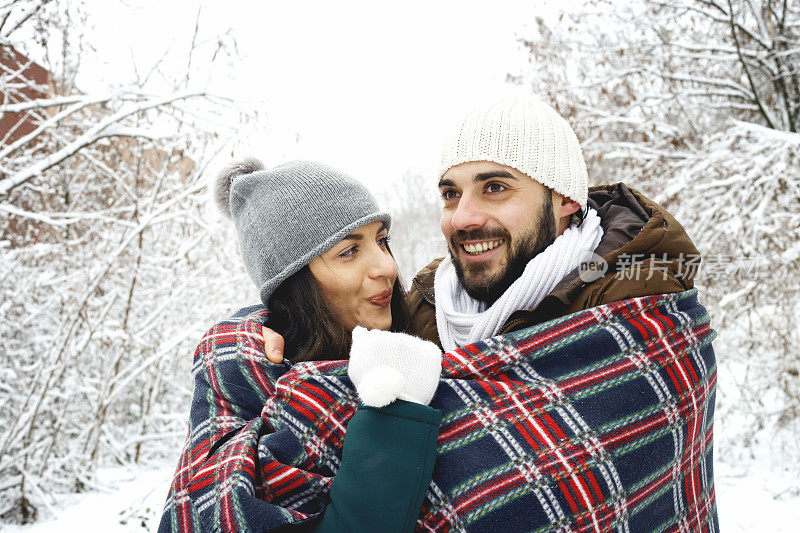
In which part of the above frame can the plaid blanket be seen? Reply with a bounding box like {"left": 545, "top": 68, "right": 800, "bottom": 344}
{"left": 160, "top": 289, "right": 718, "bottom": 532}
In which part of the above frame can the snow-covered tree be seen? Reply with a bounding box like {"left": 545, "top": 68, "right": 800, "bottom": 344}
{"left": 0, "top": 1, "right": 252, "bottom": 523}
{"left": 512, "top": 0, "right": 800, "bottom": 477}
{"left": 660, "top": 121, "right": 800, "bottom": 469}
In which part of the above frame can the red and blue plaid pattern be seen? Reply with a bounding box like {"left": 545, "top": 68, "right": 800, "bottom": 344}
{"left": 159, "top": 289, "right": 717, "bottom": 532}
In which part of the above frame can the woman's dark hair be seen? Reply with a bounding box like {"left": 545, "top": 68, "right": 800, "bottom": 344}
{"left": 267, "top": 254, "right": 414, "bottom": 363}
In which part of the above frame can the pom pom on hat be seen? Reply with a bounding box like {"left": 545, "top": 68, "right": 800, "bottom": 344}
{"left": 214, "top": 157, "right": 265, "bottom": 218}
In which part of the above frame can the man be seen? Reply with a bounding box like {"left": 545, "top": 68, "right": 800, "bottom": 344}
{"left": 406, "top": 96, "right": 699, "bottom": 349}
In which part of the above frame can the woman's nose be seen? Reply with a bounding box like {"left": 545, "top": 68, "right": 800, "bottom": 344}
{"left": 368, "top": 247, "right": 397, "bottom": 280}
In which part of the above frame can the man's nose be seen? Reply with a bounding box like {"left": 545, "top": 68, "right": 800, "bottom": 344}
{"left": 450, "top": 195, "right": 487, "bottom": 230}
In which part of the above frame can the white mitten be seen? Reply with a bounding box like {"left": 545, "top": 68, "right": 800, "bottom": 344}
{"left": 348, "top": 326, "right": 442, "bottom": 407}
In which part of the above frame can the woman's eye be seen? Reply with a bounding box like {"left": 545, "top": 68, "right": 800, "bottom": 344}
{"left": 378, "top": 236, "right": 390, "bottom": 248}
{"left": 486, "top": 182, "right": 506, "bottom": 194}
{"left": 340, "top": 246, "right": 358, "bottom": 258}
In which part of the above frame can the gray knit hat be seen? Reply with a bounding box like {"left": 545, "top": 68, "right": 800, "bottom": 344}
{"left": 215, "top": 159, "right": 391, "bottom": 306}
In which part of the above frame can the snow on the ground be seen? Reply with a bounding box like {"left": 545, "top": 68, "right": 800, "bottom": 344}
{"left": 3, "top": 465, "right": 173, "bottom": 532}
{"left": 716, "top": 461, "right": 800, "bottom": 532}
{"left": 3, "top": 458, "right": 799, "bottom": 531}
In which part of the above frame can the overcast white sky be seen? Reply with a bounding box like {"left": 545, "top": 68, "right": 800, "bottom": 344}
{"left": 70, "top": 0, "right": 582, "bottom": 192}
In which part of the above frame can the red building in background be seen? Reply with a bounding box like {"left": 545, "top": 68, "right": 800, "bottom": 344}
{"left": 0, "top": 45, "right": 52, "bottom": 144}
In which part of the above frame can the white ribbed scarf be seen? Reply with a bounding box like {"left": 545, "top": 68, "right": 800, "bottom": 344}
{"left": 434, "top": 208, "right": 604, "bottom": 352}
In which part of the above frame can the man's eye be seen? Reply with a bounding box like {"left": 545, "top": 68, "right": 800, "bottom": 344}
{"left": 441, "top": 189, "right": 459, "bottom": 200}
{"left": 378, "top": 236, "right": 390, "bottom": 248}
{"left": 486, "top": 183, "right": 506, "bottom": 193}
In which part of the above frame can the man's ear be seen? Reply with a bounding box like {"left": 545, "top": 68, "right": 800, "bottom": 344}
{"left": 555, "top": 193, "right": 581, "bottom": 219}
{"left": 553, "top": 192, "right": 582, "bottom": 235}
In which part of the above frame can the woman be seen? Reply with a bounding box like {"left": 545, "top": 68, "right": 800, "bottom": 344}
{"left": 159, "top": 159, "right": 443, "bottom": 532}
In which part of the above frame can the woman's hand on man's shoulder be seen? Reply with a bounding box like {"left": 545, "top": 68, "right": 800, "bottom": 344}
{"left": 261, "top": 326, "right": 285, "bottom": 364}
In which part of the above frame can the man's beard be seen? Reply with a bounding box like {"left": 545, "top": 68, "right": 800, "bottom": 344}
{"left": 449, "top": 198, "right": 557, "bottom": 305}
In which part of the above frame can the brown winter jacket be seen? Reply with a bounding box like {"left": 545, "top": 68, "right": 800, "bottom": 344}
{"left": 407, "top": 183, "right": 700, "bottom": 348}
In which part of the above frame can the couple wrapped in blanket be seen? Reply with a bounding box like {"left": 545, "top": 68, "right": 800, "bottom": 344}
{"left": 159, "top": 97, "right": 718, "bottom": 532}
{"left": 160, "top": 290, "right": 716, "bottom": 533}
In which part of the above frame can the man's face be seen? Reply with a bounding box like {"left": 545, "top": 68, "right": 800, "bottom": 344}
{"left": 439, "top": 161, "right": 557, "bottom": 304}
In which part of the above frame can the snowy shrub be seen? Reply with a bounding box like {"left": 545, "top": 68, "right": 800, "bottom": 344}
{"left": 658, "top": 122, "right": 800, "bottom": 469}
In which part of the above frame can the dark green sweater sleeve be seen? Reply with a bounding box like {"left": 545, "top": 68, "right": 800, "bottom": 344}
{"left": 290, "top": 399, "right": 441, "bottom": 533}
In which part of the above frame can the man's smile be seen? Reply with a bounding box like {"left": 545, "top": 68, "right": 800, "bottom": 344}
{"left": 458, "top": 239, "right": 506, "bottom": 262}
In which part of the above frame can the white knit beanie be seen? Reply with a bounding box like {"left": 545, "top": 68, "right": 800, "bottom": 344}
{"left": 439, "top": 96, "right": 588, "bottom": 207}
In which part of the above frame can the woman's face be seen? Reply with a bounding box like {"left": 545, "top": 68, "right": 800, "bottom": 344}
{"left": 308, "top": 220, "right": 397, "bottom": 331}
